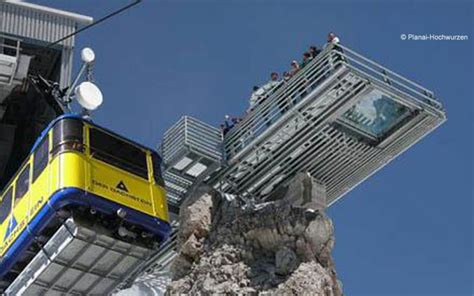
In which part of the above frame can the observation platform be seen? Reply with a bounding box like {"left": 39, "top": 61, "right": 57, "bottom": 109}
{"left": 162, "top": 43, "right": 446, "bottom": 211}
{"left": 155, "top": 42, "right": 447, "bottom": 287}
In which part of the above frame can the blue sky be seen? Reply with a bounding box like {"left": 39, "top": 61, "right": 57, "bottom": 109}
{"left": 34, "top": 0, "right": 473, "bottom": 294}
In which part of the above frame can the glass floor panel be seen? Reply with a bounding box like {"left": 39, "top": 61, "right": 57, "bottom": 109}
{"left": 340, "top": 89, "right": 411, "bottom": 138}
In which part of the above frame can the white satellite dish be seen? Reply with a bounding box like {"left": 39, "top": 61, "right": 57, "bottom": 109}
{"left": 81, "top": 47, "right": 95, "bottom": 64}
{"left": 75, "top": 81, "right": 103, "bottom": 111}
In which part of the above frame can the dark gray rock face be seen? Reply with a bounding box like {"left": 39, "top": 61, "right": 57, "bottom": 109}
{"left": 167, "top": 173, "right": 342, "bottom": 295}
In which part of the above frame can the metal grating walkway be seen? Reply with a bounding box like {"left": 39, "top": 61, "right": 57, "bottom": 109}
{"left": 5, "top": 219, "right": 154, "bottom": 296}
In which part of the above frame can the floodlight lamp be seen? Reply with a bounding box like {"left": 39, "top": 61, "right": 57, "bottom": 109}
{"left": 81, "top": 47, "right": 96, "bottom": 64}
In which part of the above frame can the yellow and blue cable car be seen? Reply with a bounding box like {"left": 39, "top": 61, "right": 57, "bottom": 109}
{"left": 0, "top": 114, "right": 171, "bottom": 278}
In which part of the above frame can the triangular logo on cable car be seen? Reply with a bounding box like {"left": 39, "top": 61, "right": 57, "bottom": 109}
{"left": 116, "top": 181, "right": 129, "bottom": 192}
{"left": 4, "top": 215, "right": 17, "bottom": 241}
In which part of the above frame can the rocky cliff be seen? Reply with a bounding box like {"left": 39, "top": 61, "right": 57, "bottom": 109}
{"left": 167, "top": 173, "right": 343, "bottom": 295}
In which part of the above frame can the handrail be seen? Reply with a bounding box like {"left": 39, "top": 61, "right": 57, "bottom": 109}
{"left": 0, "top": 33, "right": 22, "bottom": 42}
{"left": 0, "top": 33, "right": 21, "bottom": 85}
{"left": 224, "top": 48, "right": 342, "bottom": 160}
{"left": 225, "top": 61, "right": 338, "bottom": 159}
{"left": 336, "top": 44, "right": 442, "bottom": 109}
{"left": 337, "top": 44, "right": 435, "bottom": 98}
{"left": 0, "top": 33, "right": 21, "bottom": 58}
{"left": 225, "top": 44, "right": 335, "bottom": 143}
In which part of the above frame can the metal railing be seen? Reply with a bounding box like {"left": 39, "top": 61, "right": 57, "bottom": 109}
{"left": 224, "top": 45, "right": 344, "bottom": 161}
{"left": 161, "top": 116, "right": 222, "bottom": 168}
{"left": 336, "top": 44, "right": 443, "bottom": 111}
{"left": 222, "top": 43, "right": 443, "bottom": 162}
{"left": 0, "top": 34, "right": 21, "bottom": 57}
{"left": 0, "top": 34, "right": 21, "bottom": 85}
{"left": 213, "top": 73, "right": 369, "bottom": 199}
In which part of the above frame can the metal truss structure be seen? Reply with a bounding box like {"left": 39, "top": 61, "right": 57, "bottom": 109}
{"left": 162, "top": 43, "right": 446, "bottom": 210}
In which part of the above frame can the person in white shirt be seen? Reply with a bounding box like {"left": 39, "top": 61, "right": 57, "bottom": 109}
{"left": 327, "top": 32, "right": 340, "bottom": 44}
{"left": 248, "top": 72, "right": 282, "bottom": 111}
{"left": 261, "top": 72, "right": 282, "bottom": 93}
{"left": 289, "top": 60, "right": 300, "bottom": 76}
{"left": 248, "top": 85, "right": 265, "bottom": 113}
{"left": 247, "top": 72, "right": 283, "bottom": 128}
{"left": 324, "top": 32, "right": 344, "bottom": 68}
{"left": 323, "top": 32, "right": 340, "bottom": 49}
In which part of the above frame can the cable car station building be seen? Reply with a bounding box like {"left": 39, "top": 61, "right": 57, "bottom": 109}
{"left": 0, "top": 0, "right": 92, "bottom": 189}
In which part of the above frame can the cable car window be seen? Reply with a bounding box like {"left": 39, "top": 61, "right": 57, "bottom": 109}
{"left": 52, "top": 118, "right": 84, "bottom": 155}
{"left": 15, "top": 164, "right": 30, "bottom": 203}
{"left": 152, "top": 154, "right": 165, "bottom": 186}
{"left": 33, "top": 136, "right": 49, "bottom": 183}
{"left": 90, "top": 128, "right": 148, "bottom": 179}
{"left": 0, "top": 187, "right": 13, "bottom": 225}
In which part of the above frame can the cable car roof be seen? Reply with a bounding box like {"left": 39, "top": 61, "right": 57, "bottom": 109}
{"left": 30, "top": 114, "right": 163, "bottom": 161}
